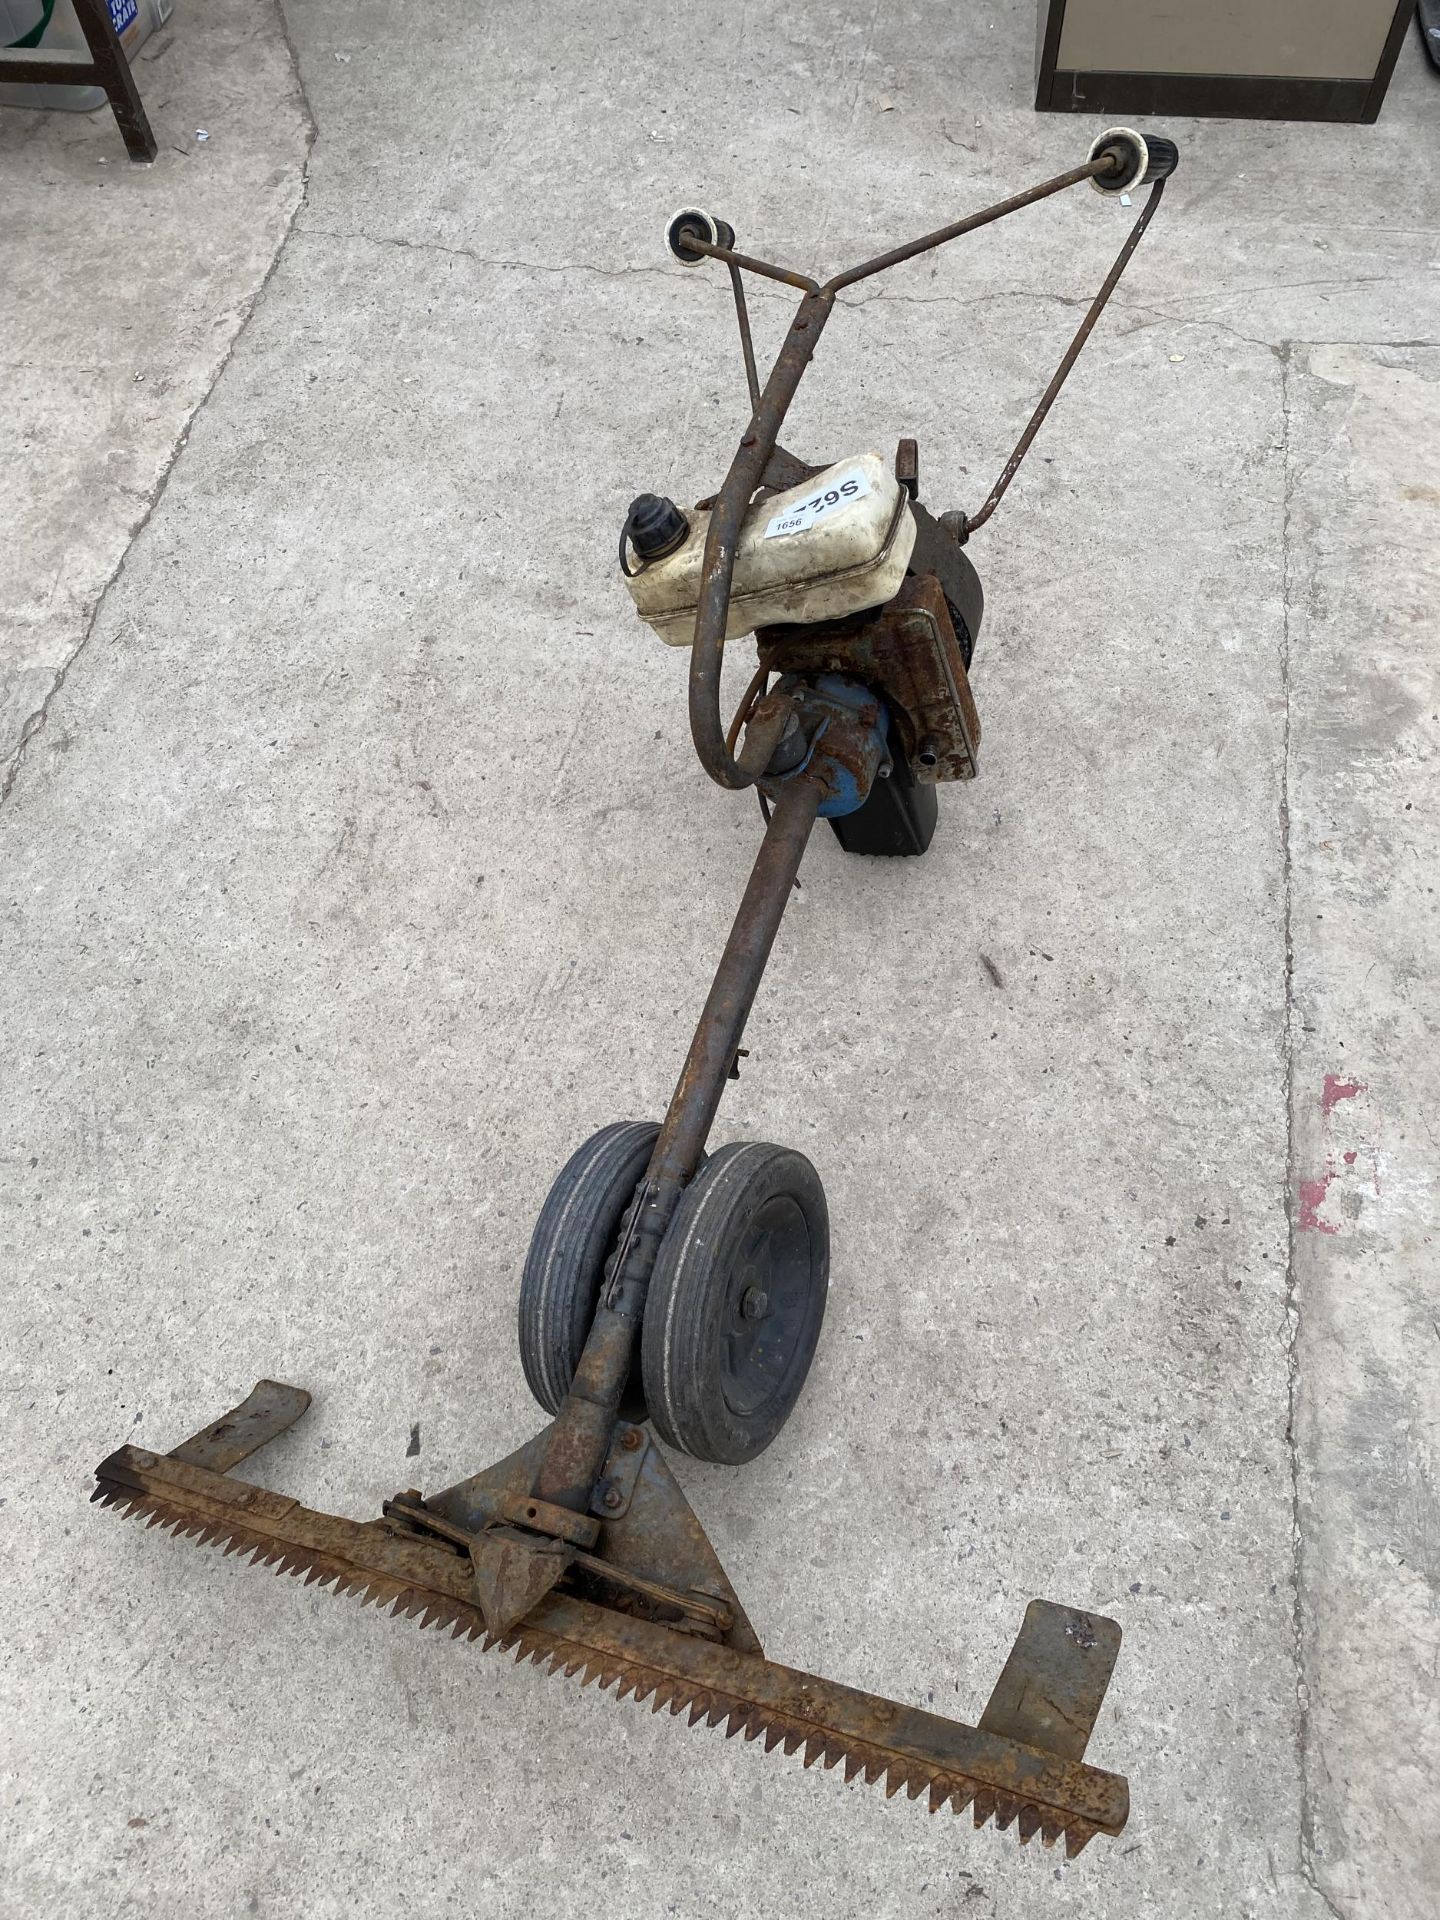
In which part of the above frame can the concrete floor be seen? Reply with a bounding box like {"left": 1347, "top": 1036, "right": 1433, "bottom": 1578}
{"left": 1, "top": 4, "right": 1436, "bottom": 1916}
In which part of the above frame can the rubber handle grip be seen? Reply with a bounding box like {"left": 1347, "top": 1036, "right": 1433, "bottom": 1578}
{"left": 1088, "top": 127, "right": 1180, "bottom": 195}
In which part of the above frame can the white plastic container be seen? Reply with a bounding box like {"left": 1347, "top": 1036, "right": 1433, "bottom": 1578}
{"left": 0, "top": 0, "right": 172, "bottom": 113}
{"left": 625, "top": 452, "right": 917, "bottom": 648}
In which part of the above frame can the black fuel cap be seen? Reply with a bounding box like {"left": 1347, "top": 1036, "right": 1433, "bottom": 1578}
{"left": 624, "top": 493, "right": 689, "bottom": 565}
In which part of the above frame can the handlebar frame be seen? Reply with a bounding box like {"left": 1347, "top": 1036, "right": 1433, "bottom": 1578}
{"left": 676, "top": 151, "right": 1170, "bottom": 791}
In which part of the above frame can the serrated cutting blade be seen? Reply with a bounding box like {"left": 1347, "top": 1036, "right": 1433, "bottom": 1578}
{"left": 93, "top": 1441, "right": 1127, "bottom": 1855}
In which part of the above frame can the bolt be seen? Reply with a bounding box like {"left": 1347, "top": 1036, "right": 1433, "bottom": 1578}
{"left": 601, "top": 1485, "right": 624, "bottom": 1512}
{"left": 741, "top": 1287, "right": 769, "bottom": 1320}
{"left": 620, "top": 1428, "right": 643, "bottom": 1453}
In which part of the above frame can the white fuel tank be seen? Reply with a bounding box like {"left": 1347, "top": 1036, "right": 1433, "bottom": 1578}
{"left": 624, "top": 452, "right": 916, "bottom": 648}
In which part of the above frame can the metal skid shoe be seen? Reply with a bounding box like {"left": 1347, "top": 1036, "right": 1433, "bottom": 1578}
{"left": 95, "top": 129, "right": 1180, "bottom": 1855}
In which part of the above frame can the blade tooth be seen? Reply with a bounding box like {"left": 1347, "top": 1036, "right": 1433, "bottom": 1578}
{"left": 820, "top": 1740, "right": 847, "bottom": 1772}
{"left": 630, "top": 1674, "right": 659, "bottom": 1707}
{"left": 614, "top": 1672, "right": 640, "bottom": 1702}
{"left": 802, "top": 1734, "right": 827, "bottom": 1770}
{"left": 782, "top": 1728, "right": 807, "bottom": 1759}
{"left": 763, "top": 1721, "right": 787, "bottom": 1755}
{"left": 948, "top": 1786, "right": 976, "bottom": 1819}
{"left": 972, "top": 1790, "right": 997, "bottom": 1830}
{"left": 1016, "top": 1806, "right": 1044, "bottom": 1846}
{"left": 993, "top": 1792, "right": 1021, "bottom": 1831}
{"left": 741, "top": 1709, "right": 769, "bottom": 1744}
{"left": 842, "top": 1751, "right": 866, "bottom": 1784}
{"left": 927, "top": 1778, "right": 952, "bottom": 1814}
{"left": 578, "top": 1658, "right": 603, "bottom": 1687}
{"left": 1039, "top": 1817, "right": 1067, "bottom": 1850}
{"left": 646, "top": 1678, "right": 676, "bottom": 1713}
{"left": 905, "top": 1773, "right": 929, "bottom": 1803}
{"left": 862, "top": 1755, "right": 888, "bottom": 1787}
{"left": 1064, "top": 1820, "right": 1098, "bottom": 1860}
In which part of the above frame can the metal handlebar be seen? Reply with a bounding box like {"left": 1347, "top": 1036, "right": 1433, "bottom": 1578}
{"left": 675, "top": 137, "right": 1177, "bottom": 792}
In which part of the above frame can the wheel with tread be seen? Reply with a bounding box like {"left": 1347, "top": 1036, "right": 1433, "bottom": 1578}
{"left": 640, "top": 1141, "right": 829, "bottom": 1465}
{"left": 519, "top": 1121, "right": 659, "bottom": 1416}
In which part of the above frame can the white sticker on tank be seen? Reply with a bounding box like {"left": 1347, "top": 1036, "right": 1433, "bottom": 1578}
{"left": 764, "top": 468, "right": 871, "bottom": 539}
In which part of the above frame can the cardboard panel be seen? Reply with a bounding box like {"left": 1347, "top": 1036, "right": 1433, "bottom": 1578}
{"left": 1055, "top": 0, "right": 1396, "bottom": 80}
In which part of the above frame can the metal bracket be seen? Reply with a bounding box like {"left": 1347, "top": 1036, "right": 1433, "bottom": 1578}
{"left": 589, "top": 1420, "right": 650, "bottom": 1520}
{"left": 168, "top": 1379, "right": 312, "bottom": 1473}
{"left": 980, "top": 1600, "right": 1122, "bottom": 1763}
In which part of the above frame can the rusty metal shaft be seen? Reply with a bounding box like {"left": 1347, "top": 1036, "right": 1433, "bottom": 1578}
{"left": 689, "top": 291, "right": 836, "bottom": 790}
{"left": 533, "top": 771, "right": 823, "bottom": 1508}
{"left": 645, "top": 769, "right": 822, "bottom": 1196}
{"left": 964, "top": 178, "right": 1168, "bottom": 535}
{"left": 823, "top": 157, "right": 1114, "bottom": 292}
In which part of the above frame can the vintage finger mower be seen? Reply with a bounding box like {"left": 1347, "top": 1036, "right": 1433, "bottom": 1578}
{"left": 94, "top": 130, "right": 1177, "bottom": 1857}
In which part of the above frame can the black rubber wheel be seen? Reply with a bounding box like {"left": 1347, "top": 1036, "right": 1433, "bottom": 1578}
{"left": 640, "top": 1142, "right": 829, "bottom": 1465}
{"left": 519, "top": 1121, "right": 658, "bottom": 1415}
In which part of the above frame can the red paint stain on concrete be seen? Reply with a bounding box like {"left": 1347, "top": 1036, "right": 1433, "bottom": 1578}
{"left": 1297, "top": 1173, "right": 1339, "bottom": 1234}
{"left": 1321, "top": 1073, "right": 1365, "bottom": 1115}
{"left": 1301, "top": 1073, "right": 1378, "bottom": 1232}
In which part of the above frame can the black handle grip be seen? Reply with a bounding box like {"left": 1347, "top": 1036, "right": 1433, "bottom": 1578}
{"left": 1087, "top": 127, "right": 1180, "bottom": 196}
{"left": 665, "top": 209, "right": 736, "bottom": 264}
